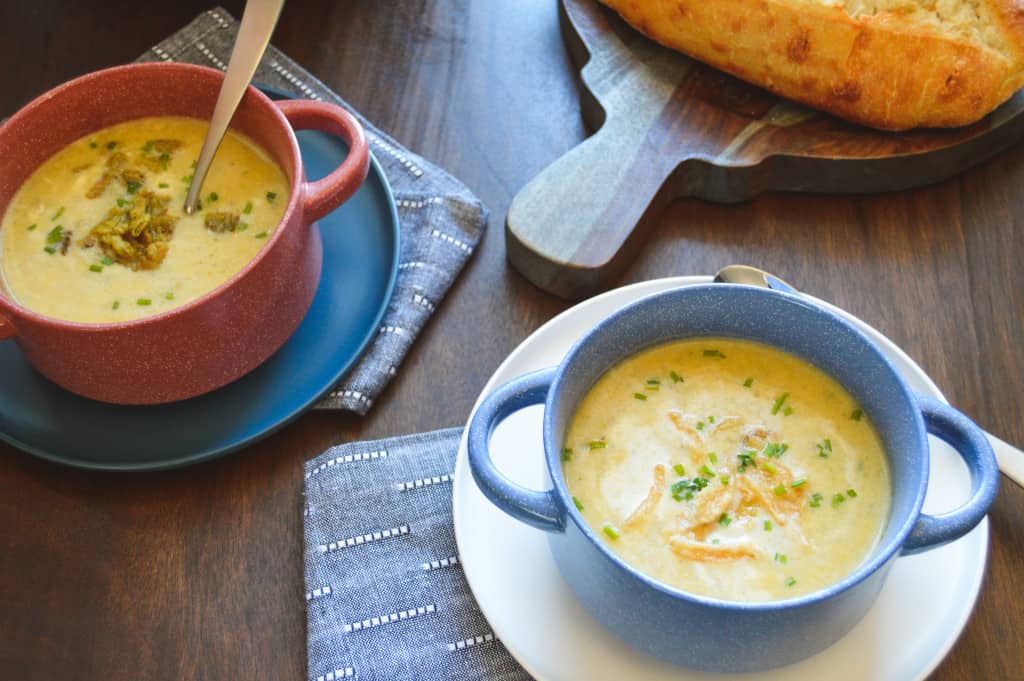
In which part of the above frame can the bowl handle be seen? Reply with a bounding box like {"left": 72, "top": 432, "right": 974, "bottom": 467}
{"left": 274, "top": 99, "right": 370, "bottom": 224}
{"left": 902, "top": 395, "right": 1000, "bottom": 554}
{"left": 467, "top": 367, "right": 566, "bottom": 533}
{"left": 0, "top": 313, "right": 15, "bottom": 340}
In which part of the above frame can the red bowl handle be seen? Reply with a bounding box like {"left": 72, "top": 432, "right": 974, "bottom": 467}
{"left": 0, "top": 313, "right": 15, "bottom": 340}
{"left": 274, "top": 99, "right": 370, "bottom": 224}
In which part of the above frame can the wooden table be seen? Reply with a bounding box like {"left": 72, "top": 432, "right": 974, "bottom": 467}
{"left": 0, "top": 1, "right": 1020, "bottom": 679}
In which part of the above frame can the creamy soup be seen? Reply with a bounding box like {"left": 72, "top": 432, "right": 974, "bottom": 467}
{"left": 0, "top": 116, "right": 289, "bottom": 323}
{"left": 563, "top": 338, "right": 891, "bottom": 601}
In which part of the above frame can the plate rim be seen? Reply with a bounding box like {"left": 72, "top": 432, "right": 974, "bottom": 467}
{"left": 0, "top": 101, "right": 400, "bottom": 471}
{"left": 452, "top": 274, "right": 988, "bottom": 681}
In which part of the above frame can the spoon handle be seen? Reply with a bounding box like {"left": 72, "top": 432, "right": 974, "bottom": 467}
{"left": 184, "top": 0, "right": 285, "bottom": 213}
{"left": 987, "top": 431, "right": 1024, "bottom": 488}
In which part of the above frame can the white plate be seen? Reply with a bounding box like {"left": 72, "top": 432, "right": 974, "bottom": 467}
{"left": 453, "top": 276, "right": 987, "bottom": 681}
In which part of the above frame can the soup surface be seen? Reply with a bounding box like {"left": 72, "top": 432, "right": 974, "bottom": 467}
{"left": 0, "top": 116, "right": 289, "bottom": 323}
{"left": 563, "top": 338, "right": 890, "bottom": 601}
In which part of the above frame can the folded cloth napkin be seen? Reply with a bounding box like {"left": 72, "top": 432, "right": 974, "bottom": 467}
{"left": 304, "top": 428, "right": 532, "bottom": 681}
{"left": 137, "top": 8, "right": 487, "bottom": 414}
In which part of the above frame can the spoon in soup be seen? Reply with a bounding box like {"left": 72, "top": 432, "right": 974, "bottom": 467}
{"left": 714, "top": 264, "right": 1024, "bottom": 489}
{"left": 184, "top": 0, "right": 285, "bottom": 215}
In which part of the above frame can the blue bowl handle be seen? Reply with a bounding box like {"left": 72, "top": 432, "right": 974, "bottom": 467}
{"left": 902, "top": 395, "right": 1000, "bottom": 554}
{"left": 467, "top": 367, "right": 566, "bottom": 533}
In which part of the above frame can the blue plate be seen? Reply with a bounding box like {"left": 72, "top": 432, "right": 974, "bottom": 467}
{"left": 0, "top": 94, "right": 400, "bottom": 471}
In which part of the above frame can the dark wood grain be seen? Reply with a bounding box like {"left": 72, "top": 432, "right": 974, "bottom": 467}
{"left": 505, "top": 0, "right": 1024, "bottom": 300}
{"left": 0, "top": 1, "right": 1020, "bottom": 680}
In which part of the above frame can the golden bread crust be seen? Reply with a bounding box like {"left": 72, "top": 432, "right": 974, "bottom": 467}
{"left": 598, "top": 0, "right": 1024, "bottom": 130}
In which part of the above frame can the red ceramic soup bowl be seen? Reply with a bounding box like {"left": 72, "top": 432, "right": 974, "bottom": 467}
{"left": 0, "top": 62, "right": 369, "bottom": 404}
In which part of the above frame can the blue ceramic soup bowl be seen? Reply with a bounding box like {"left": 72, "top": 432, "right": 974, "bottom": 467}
{"left": 467, "top": 284, "right": 998, "bottom": 673}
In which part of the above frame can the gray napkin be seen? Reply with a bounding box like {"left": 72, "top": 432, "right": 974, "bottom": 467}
{"left": 304, "top": 428, "right": 532, "bottom": 681}
{"left": 137, "top": 8, "right": 487, "bottom": 414}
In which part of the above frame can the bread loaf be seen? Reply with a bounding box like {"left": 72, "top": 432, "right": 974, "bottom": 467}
{"left": 596, "top": 0, "right": 1024, "bottom": 130}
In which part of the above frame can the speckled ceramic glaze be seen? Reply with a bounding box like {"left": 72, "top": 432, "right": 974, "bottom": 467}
{"left": 467, "top": 284, "right": 999, "bottom": 673}
{"left": 0, "top": 63, "right": 369, "bottom": 404}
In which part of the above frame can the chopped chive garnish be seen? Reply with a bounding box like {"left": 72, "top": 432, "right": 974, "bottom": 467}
{"left": 669, "top": 370, "right": 683, "bottom": 383}
{"left": 243, "top": 200, "right": 253, "bottom": 214}
{"left": 255, "top": 231, "right": 269, "bottom": 239}
{"left": 126, "top": 180, "right": 142, "bottom": 194}
{"left": 142, "top": 140, "right": 154, "bottom": 152}
{"left": 786, "top": 577, "right": 797, "bottom": 587}
{"left": 136, "top": 298, "right": 152, "bottom": 306}
{"left": 700, "top": 464, "right": 715, "bottom": 478}
{"left": 572, "top": 496, "right": 584, "bottom": 511}
{"left": 708, "top": 452, "right": 718, "bottom": 464}
{"left": 737, "top": 452, "right": 756, "bottom": 472}
{"left": 832, "top": 492, "right": 846, "bottom": 507}
{"left": 817, "top": 438, "right": 833, "bottom": 458}
{"left": 764, "top": 520, "right": 773, "bottom": 531}
{"left": 633, "top": 392, "right": 648, "bottom": 401}
{"left": 45, "top": 225, "right": 64, "bottom": 244}
{"left": 266, "top": 191, "right": 277, "bottom": 203}
{"left": 771, "top": 392, "right": 790, "bottom": 415}
{"left": 602, "top": 523, "right": 620, "bottom": 539}
{"left": 106, "top": 141, "right": 117, "bottom": 150}
{"left": 561, "top": 447, "right": 573, "bottom": 461}
{"left": 762, "top": 462, "right": 777, "bottom": 475}
{"left": 88, "top": 265, "right": 103, "bottom": 273}
{"left": 89, "top": 141, "right": 97, "bottom": 149}
{"left": 743, "top": 377, "right": 754, "bottom": 387}
{"left": 851, "top": 409, "right": 863, "bottom": 421}
{"left": 51, "top": 206, "right": 64, "bottom": 221}
{"left": 587, "top": 439, "right": 606, "bottom": 450}
{"left": 671, "top": 477, "right": 710, "bottom": 501}
{"left": 182, "top": 174, "right": 193, "bottom": 185}
{"left": 763, "top": 442, "right": 788, "bottom": 458}
{"left": 43, "top": 245, "right": 57, "bottom": 254}
{"left": 719, "top": 513, "right": 732, "bottom": 527}
{"left": 207, "top": 191, "right": 219, "bottom": 203}
{"left": 646, "top": 377, "right": 661, "bottom": 386}
{"left": 708, "top": 415, "right": 716, "bottom": 424}
{"left": 26, "top": 224, "right": 36, "bottom": 231}
{"left": 791, "top": 479, "right": 807, "bottom": 488}
{"left": 159, "top": 152, "right": 170, "bottom": 170}
{"left": 773, "top": 484, "right": 787, "bottom": 496}
{"left": 101, "top": 257, "right": 114, "bottom": 266}
{"left": 774, "top": 552, "right": 788, "bottom": 564}
{"left": 847, "top": 488, "right": 858, "bottom": 498}
{"left": 703, "top": 349, "right": 725, "bottom": 358}
{"left": 719, "top": 476, "right": 729, "bottom": 486}
{"left": 696, "top": 422, "right": 704, "bottom": 431}
{"left": 158, "top": 182, "right": 169, "bottom": 189}
{"left": 711, "top": 538, "right": 721, "bottom": 545}
{"left": 810, "top": 492, "right": 824, "bottom": 508}
{"left": 783, "top": 407, "right": 794, "bottom": 416}
{"left": 238, "top": 221, "right": 249, "bottom": 231}
{"left": 116, "top": 198, "right": 127, "bottom": 207}
{"left": 672, "top": 463, "right": 686, "bottom": 476}
{"left": 112, "top": 301, "right": 120, "bottom": 310}
{"left": 164, "top": 292, "right": 175, "bottom": 300}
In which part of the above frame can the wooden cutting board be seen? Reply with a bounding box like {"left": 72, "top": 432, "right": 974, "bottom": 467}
{"left": 506, "top": 0, "right": 1024, "bottom": 300}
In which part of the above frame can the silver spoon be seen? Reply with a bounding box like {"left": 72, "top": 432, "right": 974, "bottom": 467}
{"left": 184, "top": 0, "right": 285, "bottom": 214}
{"left": 714, "top": 264, "right": 1024, "bottom": 489}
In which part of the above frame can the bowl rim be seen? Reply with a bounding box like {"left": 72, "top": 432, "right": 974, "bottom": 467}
{"left": 541, "top": 282, "right": 930, "bottom": 612}
{"left": 0, "top": 61, "right": 306, "bottom": 333}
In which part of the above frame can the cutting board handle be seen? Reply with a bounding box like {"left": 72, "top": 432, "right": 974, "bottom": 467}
{"left": 506, "top": 109, "right": 679, "bottom": 300}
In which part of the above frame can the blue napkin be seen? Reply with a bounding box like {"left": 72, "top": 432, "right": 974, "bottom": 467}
{"left": 304, "top": 428, "right": 532, "bottom": 681}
